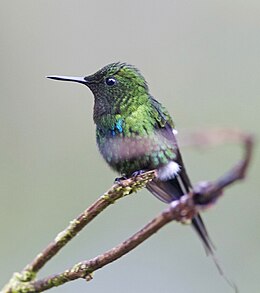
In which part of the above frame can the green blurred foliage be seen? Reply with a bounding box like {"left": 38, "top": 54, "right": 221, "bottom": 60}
{"left": 0, "top": 1, "right": 259, "bottom": 292}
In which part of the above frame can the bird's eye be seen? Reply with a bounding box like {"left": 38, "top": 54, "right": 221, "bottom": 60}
{"left": 105, "top": 77, "right": 117, "bottom": 86}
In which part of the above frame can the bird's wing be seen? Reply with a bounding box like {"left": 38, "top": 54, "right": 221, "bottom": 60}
{"left": 150, "top": 96, "right": 192, "bottom": 191}
{"left": 148, "top": 97, "right": 216, "bottom": 256}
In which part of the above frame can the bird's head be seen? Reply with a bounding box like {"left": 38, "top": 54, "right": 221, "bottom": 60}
{"left": 47, "top": 62, "right": 149, "bottom": 121}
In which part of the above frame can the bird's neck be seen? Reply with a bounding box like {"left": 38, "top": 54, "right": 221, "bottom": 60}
{"left": 93, "top": 93, "right": 151, "bottom": 126}
{"left": 95, "top": 96, "right": 157, "bottom": 140}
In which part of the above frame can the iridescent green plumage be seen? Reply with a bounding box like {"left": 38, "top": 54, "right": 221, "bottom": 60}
{"left": 85, "top": 63, "right": 177, "bottom": 176}
{"left": 47, "top": 63, "right": 230, "bottom": 283}
{"left": 96, "top": 98, "right": 177, "bottom": 175}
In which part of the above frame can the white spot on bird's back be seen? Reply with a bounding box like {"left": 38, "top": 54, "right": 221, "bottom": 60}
{"left": 157, "top": 161, "right": 181, "bottom": 181}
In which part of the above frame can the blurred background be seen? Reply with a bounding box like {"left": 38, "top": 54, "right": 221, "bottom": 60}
{"left": 1, "top": 1, "right": 259, "bottom": 292}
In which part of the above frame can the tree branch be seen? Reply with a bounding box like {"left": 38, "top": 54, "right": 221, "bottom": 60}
{"left": 1, "top": 129, "right": 254, "bottom": 293}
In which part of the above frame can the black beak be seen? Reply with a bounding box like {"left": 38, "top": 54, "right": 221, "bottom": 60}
{"left": 46, "top": 75, "right": 87, "bottom": 84}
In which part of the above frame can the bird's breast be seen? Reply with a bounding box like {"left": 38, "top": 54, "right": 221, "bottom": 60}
{"left": 97, "top": 131, "right": 177, "bottom": 175}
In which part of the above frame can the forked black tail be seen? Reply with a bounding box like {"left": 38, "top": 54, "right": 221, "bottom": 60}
{"left": 146, "top": 171, "right": 215, "bottom": 255}
{"left": 146, "top": 171, "right": 238, "bottom": 292}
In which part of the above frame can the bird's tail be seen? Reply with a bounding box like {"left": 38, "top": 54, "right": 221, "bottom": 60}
{"left": 146, "top": 172, "right": 238, "bottom": 292}
{"left": 146, "top": 172, "right": 215, "bottom": 255}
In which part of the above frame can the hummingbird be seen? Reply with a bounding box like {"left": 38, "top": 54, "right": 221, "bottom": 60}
{"left": 47, "top": 63, "right": 236, "bottom": 289}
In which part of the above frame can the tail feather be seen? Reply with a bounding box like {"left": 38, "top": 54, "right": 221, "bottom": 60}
{"left": 146, "top": 172, "right": 237, "bottom": 292}
{"left": 192, "top": 215, "right": 215, "bottom": 255}
{"left": 147, "top": 175, "right": 215, "bottom": 255}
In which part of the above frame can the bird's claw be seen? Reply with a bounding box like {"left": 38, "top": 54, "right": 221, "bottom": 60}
{"left": 114, "top": 176, "right": 128, "bottom": 184}
{"left": 131, "top": 170, "right": 146, "bottom": 177}
{"left": 114, "top": 170, "right": 147, "bottom": 185}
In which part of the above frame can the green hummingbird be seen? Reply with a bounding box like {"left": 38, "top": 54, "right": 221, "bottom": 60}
{"left": 47, "top": 62, "right": 213, "bottom": 252}
{"left": 47, "top": 63, "right": 235, "bottom": 288}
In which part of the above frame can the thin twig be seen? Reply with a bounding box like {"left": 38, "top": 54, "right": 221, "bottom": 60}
{"left": 27, "top": 170, "right": 156, "bottom": 274}
{"left": 1, "top": 172, "right": 156, "bottom": 293}
{"left": 189, "top": 130, "right": 254, "bottom": 205}
{"left": 27, "top": 131, "right": 255, "bottom": 292}
{"left": 29, "top": 196, "right": 196, "bottom": 293}
{"left": 1, "top": 129, "right": 254, "bottom": 293}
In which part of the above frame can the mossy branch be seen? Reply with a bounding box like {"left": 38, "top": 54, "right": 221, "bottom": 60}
{"left": 1, "top": 129, "right": 254, "bottom": 293}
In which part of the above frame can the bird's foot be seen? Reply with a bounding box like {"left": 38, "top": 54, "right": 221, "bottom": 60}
{"left": 131, "top": 169, "right": 146, "bottom": 177}
{"left": 114, "top": 170, "right": 147, "bottom": 185}
{"left": 114, "top": 176, "right": 128, "bottom": 184}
